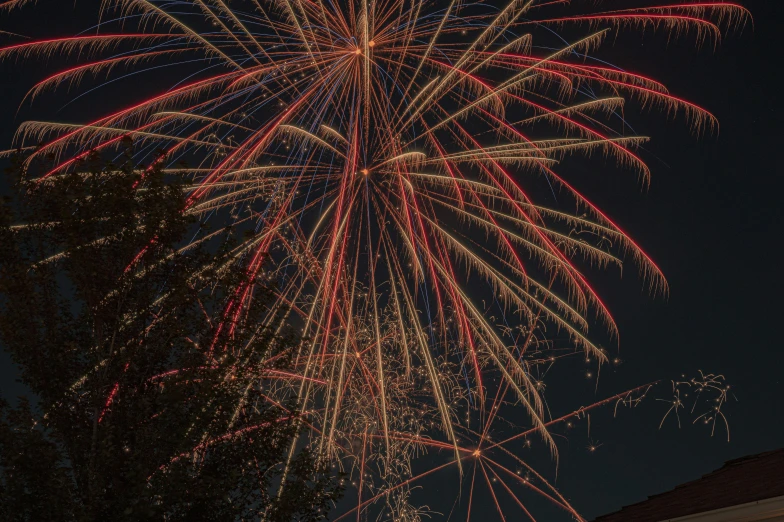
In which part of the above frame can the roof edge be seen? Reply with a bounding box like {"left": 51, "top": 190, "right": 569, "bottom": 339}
{"left": 661, "top": 494, "right": 784, "bottom": 522}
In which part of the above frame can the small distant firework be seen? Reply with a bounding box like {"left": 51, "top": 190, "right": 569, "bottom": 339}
{"left": 0, "top": 0, "right": 746, "bottom": 519}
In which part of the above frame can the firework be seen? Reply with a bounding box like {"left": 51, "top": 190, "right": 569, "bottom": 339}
{"left": 1, "top": 0, "right": 745, "bottom": 519}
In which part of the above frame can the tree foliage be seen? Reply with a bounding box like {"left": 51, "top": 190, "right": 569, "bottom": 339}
{"left": 0, "top": 143, "right": 342, "bottom": 521}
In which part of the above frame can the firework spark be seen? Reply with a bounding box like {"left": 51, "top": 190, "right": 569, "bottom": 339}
{"left": 1, "top": 0, "right": 746, "bottom": 519}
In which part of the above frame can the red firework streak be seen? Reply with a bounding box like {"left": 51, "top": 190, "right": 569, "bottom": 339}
{"left": 2, "top": 0, "right": 747, "bottom": 519}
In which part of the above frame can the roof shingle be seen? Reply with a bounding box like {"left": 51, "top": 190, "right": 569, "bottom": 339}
{"left": 593, "top": 448, "right": 784, "bottom": 522}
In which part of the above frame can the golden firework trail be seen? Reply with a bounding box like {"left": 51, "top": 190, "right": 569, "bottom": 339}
{"left": 1, "top": 0, "right": 746, "bottom": 519}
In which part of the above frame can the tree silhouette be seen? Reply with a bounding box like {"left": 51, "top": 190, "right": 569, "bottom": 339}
{"left": 0, "top": 143, "right": 342, "bottom": 521}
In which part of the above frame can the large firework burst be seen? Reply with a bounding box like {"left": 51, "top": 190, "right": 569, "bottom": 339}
{"left": 1, "top": 0, "right": 745, "bottom": 519}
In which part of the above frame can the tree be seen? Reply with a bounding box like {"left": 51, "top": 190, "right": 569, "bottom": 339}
{"left": 0, "top": 143, "right": 342, "bottom": 521}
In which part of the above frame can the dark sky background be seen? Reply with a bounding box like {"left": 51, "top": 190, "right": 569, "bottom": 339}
{"left": 0, "top": 1, "right": 781, "bottom": 520}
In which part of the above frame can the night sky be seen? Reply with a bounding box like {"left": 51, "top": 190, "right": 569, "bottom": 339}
{"left": 0, "top": 1, "right": 782, "bottom": 520}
